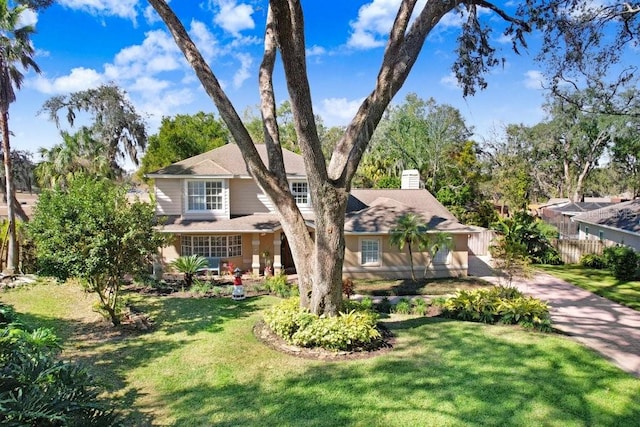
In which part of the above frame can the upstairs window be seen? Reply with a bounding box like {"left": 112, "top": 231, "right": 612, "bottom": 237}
{"left": 187, "top": 181, "right": 223, "bottom": 211}
{"left": 291, "top": 181, "right": 309, "bottom": 205}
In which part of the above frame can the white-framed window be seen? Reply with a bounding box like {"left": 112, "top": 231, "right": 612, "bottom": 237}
{"left": 360, "top": 238, "right": 380, "bottom": 266}
{"left": 181, "top": 235, "right": 242, "bottom": 258}
{"left": 433, "top": 247, "right": 451, "bottom": 265}
{"left": 187, "top": 180, "right": 224, "bottom": 211}
{"left": 598, "top": 230, "right": 604, "bottom": 241}
{"left": 291, "top": 181, "right": 309, "bottom": 205}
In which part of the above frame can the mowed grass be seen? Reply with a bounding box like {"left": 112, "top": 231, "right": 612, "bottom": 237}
{"left": 537, "top": 264, "right": 640, "bottom": 311}
{"left": 354, "top": 277, "right": 493, "bottom": 296}
{"left": 2, "top": 281, "right": 640, "bottom": 426}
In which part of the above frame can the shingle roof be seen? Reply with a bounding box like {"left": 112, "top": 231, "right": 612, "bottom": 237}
{"left": 550, "top": 202, "right": 615, "bottom": 215}
{"left": 161, "top": 214, "right": 284, "bottom": 233}
{"left": 148, "top": 144, "right": 306, "bottom": 177}
{"left": 345, "top": 189, "right": 478, "bottom": 234}
{"left": 572, "top": 199, "right": 640, "bottom": 234}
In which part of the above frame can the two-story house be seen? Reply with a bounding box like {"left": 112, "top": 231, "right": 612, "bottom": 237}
{"left": 148, "top": 144, "right": 479, "bottom": 279}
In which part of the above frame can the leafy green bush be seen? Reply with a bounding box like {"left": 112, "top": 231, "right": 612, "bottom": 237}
{"left": 392, "top": 298, "right": 412, "bottom": 314}
{"left": 411, "top": 298, "right": 429, "bottom": 316}
{"left": 190, "top": 279, "right": 213, "bottom": 294}
{"left": 265, "top": 273, "right": 297, "bottom": 298}
{"left": 579, "top": 253, "right": 607, "bottom": 269}
{"left": 0, "top": 306, "right": 117, "bottom": 426}
{"left": 264, "top": 297, "right": 382, "bottom": 351}
{"left": 0, "top": 302, "right": 17, "bottom": 325}
{"left": 359, "top": 296, "right": 374, "bottom": 310}
{"left": 438, "top": 286, "right": 551, "bottom": 331}
{"left": 603, "top": 246, "right": 639, "bottom": 280}
{"left": 375, "top": 297, "right": 392, "bottom": 314}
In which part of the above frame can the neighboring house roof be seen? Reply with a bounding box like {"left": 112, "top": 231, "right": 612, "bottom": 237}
{"left": 344, "top": 189, "right": 479, "bottom": 235}
{"left": 147, "top": 144, "right": 306, "bottom": 178}
{"left": 549, "top": 202, "right": 615, "bottom": 216}
{"left": 572, "top": 199, "right": 640, "bottom": 235}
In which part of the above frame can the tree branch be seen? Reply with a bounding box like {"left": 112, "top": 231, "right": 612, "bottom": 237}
{"left": 269, "top": 0, "right": 327, "bottom": 184}
{"left": 259, "top": 6, "right": 287, "bottom": 184}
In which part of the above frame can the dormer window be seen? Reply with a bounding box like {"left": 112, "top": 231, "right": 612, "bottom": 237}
{"left": 291, "top": 181, "right": 309, "bottom": 206}
{"left": 187, "top": 180, "right": 224, "bottom": 211}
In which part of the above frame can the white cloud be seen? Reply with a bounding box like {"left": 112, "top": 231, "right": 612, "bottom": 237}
{"left": 190, "top": 20, "right": 219, "bottom": 60}
{"left": 347, "top": 0, "right": 470, "bottom": 49}
{"left": 233, "top": 53, "right": 252, "bottom": 89}
{"left": 306, "top": 45, "right": 327, "bottom": 57}
{"left": 347, "top": 0, "right": 400, "bottom": 49}
{"left": 524, "top": 70, "right": 545, "bottom": 89}
{"left": 440, "top": 73, "right": 461, "bottom": 90}
{"left": 30, "top": 67, "right": 104, "bottom": 94}
{"left": 58, "top": 0, "right": 139, "bottom": 22}
{"left": 213, "top": 1, "right": 255, "bottom": 35}
{"left": 17, "top": 9, "right": 38, "bottom": 27}
{"left": 317, "top": 97, "right": 364, "bottom": 126}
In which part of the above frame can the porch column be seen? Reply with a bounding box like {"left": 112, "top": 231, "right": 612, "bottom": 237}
{"left": 273, "top": 233, "right": 282, "bottom": 275}
{"left": 252, "top": 235, "right": 260, "bottom": 277}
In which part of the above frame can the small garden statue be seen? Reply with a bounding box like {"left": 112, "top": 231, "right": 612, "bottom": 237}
{"left": 232, "top": 267, "right": 245, "bottom": 300}
{"left": 262, "top": 250, "right": 273, "bottom": 277}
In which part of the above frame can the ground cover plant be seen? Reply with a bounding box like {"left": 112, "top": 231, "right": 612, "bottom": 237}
{"left": 438, "top": 287, "right": 552, "bottom": 331}
{"left": 537, "top": 264, "right": 640, "bottom": 311}
{"left": 1, "top": 280, "right": 640, "bottom": 426}
{"left": 354, "top": 277, "right": 493, "bottom": 296}
{"left": 0, "top": 302, "right": 117, "bottom": 426}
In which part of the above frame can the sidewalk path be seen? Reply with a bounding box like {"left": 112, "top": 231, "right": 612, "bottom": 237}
{"left": 469, "top": 256, "right": 640, "bottom": 378}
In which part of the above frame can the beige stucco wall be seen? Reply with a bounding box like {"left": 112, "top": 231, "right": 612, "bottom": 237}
{"left": 343, "top": 233, "right": 469, "bottom": 279}
{"left": 158, "top": 231, "right": 284, "bottom": 277}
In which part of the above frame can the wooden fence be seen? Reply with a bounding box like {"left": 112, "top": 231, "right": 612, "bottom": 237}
{"left": 550, "top": 239, "right": 605, "bottom": 264}
{"left": 468, "top": 229, "right": 497, "bottom": 256}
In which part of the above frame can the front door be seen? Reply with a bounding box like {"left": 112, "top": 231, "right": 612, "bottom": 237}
{"left": 280, "top": 233, "right": 295, "bottom": 274}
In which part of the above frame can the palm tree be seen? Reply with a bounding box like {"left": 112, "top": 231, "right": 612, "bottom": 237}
{"left": 0, "top": 1, "right": 40, "bottom": 273}
{"left": 35, "top": 128, "right": 113, "bottom": 189}
{"left": 390, "top": 213, "right": 428, "bottom": 282}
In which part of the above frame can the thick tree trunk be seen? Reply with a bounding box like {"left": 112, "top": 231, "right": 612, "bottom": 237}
{"left": 0, "top": 110, "right": 17, "bottom": 274}
{"left": 308, "top": 185, "right": 348, "bottom": 316}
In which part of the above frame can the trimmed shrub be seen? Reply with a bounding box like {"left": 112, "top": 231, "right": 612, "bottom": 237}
{"left": 603, "top": 246, "right": 639, "bottom": 281}
{"left": 264, "top": 297, "right": 382, "bottom": 351}
{"left": 579, "top": 253, "right": 607, "bottom": 269}
{"left": 438, "top": 286, "right": 551, "bottom": 331}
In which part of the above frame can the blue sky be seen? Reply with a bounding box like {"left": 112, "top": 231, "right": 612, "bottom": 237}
{"left": 11, "top": 1, "right": 569, "bottom": 161}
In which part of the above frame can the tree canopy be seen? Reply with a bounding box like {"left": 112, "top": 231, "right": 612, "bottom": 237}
{"left": 138, "top": 111, "right": 229, "bottom": 181}
{"left": 40, "top": 84, "right": 147, "bottom": 178}
{"left": 28, "top": 176, "right": 165, "bottom": 325}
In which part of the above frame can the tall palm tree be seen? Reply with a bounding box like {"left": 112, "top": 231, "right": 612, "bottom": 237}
{"left": 390, "top": 213, "right": 428, "bottom": 282}
{"left": 35, "top": 128, "right": 113, "bottom": 189}
{"left": 0, "top": 1, "right": 40, "bottom": 273}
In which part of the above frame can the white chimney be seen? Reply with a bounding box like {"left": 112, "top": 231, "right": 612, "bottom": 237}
{"left": 401, "top": 170, "right": 420, "bottom": 189}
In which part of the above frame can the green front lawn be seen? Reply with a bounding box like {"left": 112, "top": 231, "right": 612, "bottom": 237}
{"left": 537, "top": 264, "right": 640, "bottom": 311}
{"left": 2, "top": 281, "right": 640, "bottom": 426}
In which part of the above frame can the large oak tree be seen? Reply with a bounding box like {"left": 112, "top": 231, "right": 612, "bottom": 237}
{"left": 147, "top": 0, "right": 635, "bottom": 316}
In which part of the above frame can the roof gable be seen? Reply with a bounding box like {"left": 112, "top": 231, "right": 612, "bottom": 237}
{"left": 148, "top": 144, "right": 306, "bottom": 177}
